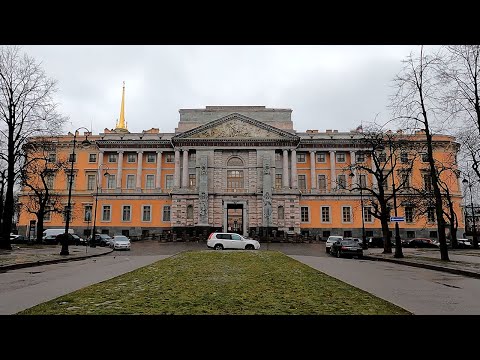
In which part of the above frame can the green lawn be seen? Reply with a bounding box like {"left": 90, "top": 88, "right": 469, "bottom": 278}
{"left": 19, "top": 251, "right": 410, "bottom": 315}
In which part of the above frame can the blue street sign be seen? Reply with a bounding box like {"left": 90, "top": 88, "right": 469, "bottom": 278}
{"left": 390, "top": 216, "right": 405, "bottom": 222}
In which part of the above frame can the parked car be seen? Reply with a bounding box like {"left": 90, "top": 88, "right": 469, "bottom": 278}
{"left": 91, "top": 234, "right": 113, "bottom": 247}
{"left": 325, "top": 236, "right": 343, "bottom": 253}
{"left": 111, "top": 235, "right": 131, "bottom": 250}
{"left": 72, "top": 234, "right": 87, "bottom": 245}
{"left": 368, "top": 237, "right": 385, "bottom": 248}
{"left": 10, "top": 233, "right": 27, "bottom": 243}
{"left": 207, "top": 232, "right": 260, "bottom": 250}
{"left": 456, "top": 238, "right": 472, "bottom": 248}
{"left": 55, "top": 233, "right": 82, "bottom": 245}
{"left": 330, "top": 239, "right": 363, "bottom": 258}
{"left": 402, "top": 238, "right": 437, "bottom": 248}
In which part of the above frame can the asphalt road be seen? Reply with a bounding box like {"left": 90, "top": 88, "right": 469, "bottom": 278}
{"left": 2, "top": 240, "right": 480, "bottom": 315}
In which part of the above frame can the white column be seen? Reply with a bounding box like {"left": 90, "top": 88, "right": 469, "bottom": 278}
{"left": 283, "top": 149, "right": 289, "bottom": 188}
{"left": 330, "top": 150, "right": 336, "bottom": 191}
{"left": 97, "top": 151, "right": 104, "bottom": 185}
{"left": 117, "top": 151, "right": 124, "bottom": 189}
{"left": 350, "top": 151, "right": 356, "bottom": 188}
{"left": 182, "top": 149, "right": 189, "bottom": 188}
{"left": 174, "top": 149, "right": 181, "bottom": 188}
{"left": 310, "top": 150, "right": 316, "bottom": 191}
{"left": 136, "top": 151, "right": 143, "bottom": 189}
{"left": 156, "top": 151, "right": 162, "bottom": 190}
{"left": 291, "top": 150, "right": 297, "bottom": 189}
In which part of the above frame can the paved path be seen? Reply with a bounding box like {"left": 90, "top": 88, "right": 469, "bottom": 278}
{"left": 291, "top": 255, "right": 480, "bottom": 315}
{"left": 0, "top": 254, "right": 169, "bottom": 315}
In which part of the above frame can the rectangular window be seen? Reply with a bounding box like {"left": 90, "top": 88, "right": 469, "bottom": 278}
{"left": 66, "top": 173, "right": 75, "bottom": 190}
{"left": 401, "top": 173, "right": 410, "bottom": 188}
{"left": 423, "top": 174, "right": 432, "bottom": 192}
{"left": 356, "top": 153, "right": 365, "bottom": 163}
{"left": 84, "top": 205, "right": 92, "bottom": 222}
{"left": 146, "top": 174, "right": 155, "bottom": 189}
{"left": 401, "top": 152, "right": 408, "bottom": 163}
{"left": 427, "top": 207, "right": 435, "bottom": 222}
{"left": 275, "top": 152, "right": 282, "bottom": 161}
{"left": 275, "top": 174, "right": 282, "bottom": 189}
{"left": 189, "top": 152, "right": 196, "bottom": 162}
{"left": 44, "top": 206, "right": 52, "bottom": 221}
{"left": 165, "top": 175, "right": 174, "bottom": 189}
{"left": 63, "top": 206, "right": 72, "bottom": 222}
{"left": 142, "top": 205, "right": 151, "bottom": 222}
{"left": 102, "top": 205, "right": 111, "bottom": 221}
{"left": 359, "top": 174, "right": 367, "bottom": 188}
{"left": 298, "top": 175, "right": 307, "bottom": 190}
{"left": 429, "top": 231, "right": 438, "bottom": 238}
{"left": 316, "top": 152, "right": 326, "bottom": 163}
{"left": 126, "top": 174, "right": 135, "bottom": 189}
{"left": 189, "top": 174, "right": 196, "bottom": 188}
{"left": 69, "top": 153, "right": 76, "bottom": 163}
{"left": 323, "top": 231, "right": 331, "bottom": 238}
{"left": 421, "top": 153, "right": 429, "bottom": 162}
{"left": 278, "top": 206, "right": 284, "bottom": 220}
{"left": 108, "top": 153, "right": 118, "bottom": 163}
{"left": 301, "top": 206, "right": 309, "bottom": 222}
{"left": 107, "top": 174, "right": 116, "bottom": 189}
{"left": 87, "top": 174, "right": 96, "bottom": 190}
{"left": 342, "top": 206, "right": 351, "bottom": 222}
{"left": 48, "top": 153, "right": 56, "bottom": 163}
{"left": 146, "top": 153, "right": 156, "bottom": 163}
{"left": 337, "top": 174, "right": 346, "bottom": 189}
{"left": 297, "top": 153, "right": 306, "bottom": 163}
{"left": 127, "top": 154, "right": 136, "bottom": 163}
{"left": 407, "top": 231, "right": 415, "bottom": 238}
{"left": 405, "top": 206, "right": 414, "bottom": 223}
{"left": 336, "top": 153, "right": 346, "bottom": 163}
{"left": 318, "top": 175, "right": 326, "bottom": 190}
{"left": 122, "top": 205, "right": 131, "bottom": 222}
{"left": 187, "top": 205, "right": 194, "bottom": 219}
{"left": 344, "top": 230, "right": 352, "bottom": 238}
{"left": 378, "top": 152, "right": 387, "bottom": 163}
{"left": 89, "top": 153, "right": 97, "bottom": 163}
{"left": 364, "top": 206, "right": 373, "bottom": 223}
{"left": 321, "top": 206, "right": 330, "bottom": 223}
{"left": 227, "top": 170, "right": 244, "bottom": 189}
{"left": 45, "top": 173, "right": 55, "bottom": 189}
{"left": 165, "top": 153, "right": 174, "bottom": 163}
{"left": 163, "top": 205, "right": 171, "bottom": 222}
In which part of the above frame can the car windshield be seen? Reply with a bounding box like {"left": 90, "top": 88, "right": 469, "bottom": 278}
{"left": 115, "top": 236, "right": 128, "bottom": 241}
{"left": 341, "top": 240, "right": 356, "bottom": 245}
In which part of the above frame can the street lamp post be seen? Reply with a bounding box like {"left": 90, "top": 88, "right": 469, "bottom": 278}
{"left": 349, "top": 170, "right": 367, "bottom": 250}
{"left": 61, "top": 128, "right": 91, "bottom": 256}
{"left": 389, "top": 142, "right": 403, "bottom": 258}
{"left": 462, "top": 178, "right": 478, "bottom": 249}
{"left": 91, "top": 164, "right": 110, "bottom": 248}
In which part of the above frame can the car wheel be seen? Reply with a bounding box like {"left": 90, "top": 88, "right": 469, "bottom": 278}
{"left": 214, "top": 244, "right": 223, "bottom": 250}
{"left": 245, "top": 244, "right": 254, "bottom": 250}
{"left": 337, "top": 250, "right": 341, "bottom": 258}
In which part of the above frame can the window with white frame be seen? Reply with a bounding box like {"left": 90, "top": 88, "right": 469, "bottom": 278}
{"left": 165, "top": 175, "right": 174, "bottom": 189}
{"left": 421, "top": 153, "right": 429, "bottom": 162}
{"left": 337, "top": 174, "right": 346, "bottom": 189}
{"left": 427, "top": 207, "right": 435, "bottom": 222}
{"left": 423, "top": 174, "right": 432, "bottom": 192}
{"left": 336, "top": 153, "right": 346, "bottom": 163}
{"left": 89, "top": 153, "right": 97, "bottom": 163}
{"left": 44, "top": 206, "right": 52, "bottom": 221}
{"left": 122, "top": 205, "right": 131, "bottom": 222}
{"left": 364, "top": 206, "right": 373, "bottom": 222}
{"left": 321, "top": 206, "right": 330, "bottom": 222}
{"left": 165, "top": 153, "right": 174, "bottom": 163}
{"left": 189, "top": 174, "right": 196, "bottom": 188}
{"left": 227, "top": 170, "right": 244, "bottom": 189}
{"left": 359, "top": 174, "right": 367, "bottom": 188}
{"left": 146, "top": 153, "right": 156, "bottom": 163}
{"left": 63, "top": 205, "right": 72, "bottom": 222}
{"left": 45, "top": 173, "right": 55, "bottom": 189}
{"left": 301, "top": 206, "right": 309, "bottom": 222}
{"left": 189, "top": 152, "right": 196, "bottom": 162}
{"left": 66, "top": 173, "right": 75, "bottom": 190}
{"left": 378, "top": 152, "right": 387, "bottom": 163}
{"left": 316, "top": 152, "right": 326, "bottom": 163}
{"left": 318, "top": 174, "right": 326, "bottom": 190}
{"left": 297, "top": 152, "right": 306, "bottom": 163}
{"left": 401, "top": 172, "right": 410, "bottom": 188}
{"left": 356, "top": 153, "right": 365, "bottom": 163}
{"left": 146, "top": 174, "right": 155, "bottom": 189}
{"left": 102, "top": 205, "right": 111, "bottom": 221}
{"left": 127, "top": 153, "right": 137, "bottom": 163}
{"left": 107, "top": 174, "right": 116, "bottom": 189}
{"left": 405, "top": 206, "right": 414, "bottom": 223}
{"left": 400, "top": 152, "right": 408, "bottom": 163}
{"left": 142, "top": 205, "right": 151, "bottom": 221}
{"left": 163, "top": 205, "right": 171, "bottom": 221}
{"left": 298, "top": 175, "right": 307, "bottom": 190}
{"left": 275, "top": 152, "right": 282, "bottom": 161}
{"left": 108, "top": 153, "right": 118, "bottom": 163}
{"left": 48, "top": 153, "right": 56, "bottom": 163}
{"left": 126, "top": 174, "right": 135, "bottom": 189}
{"left": 342, "top": 206, "right": 351, "bottom": 222}
{"left": 87, "top": 174, "right": 96, "bottom": 190}
{"left": 84, "top": 205, "right": 92, "bottom": 222}
{"left": 275, "top": 174, "right": 282, "bottom": 189}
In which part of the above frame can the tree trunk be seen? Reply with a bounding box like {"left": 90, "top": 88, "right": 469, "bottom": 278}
{"left": 36, "top": 211, "right": 44, "bottom": 244}
{"left": 381, "top": 212, "right": 392, "bottom": 253}
{"left": 0, "top": 122, "right": 14, "bottom": 250}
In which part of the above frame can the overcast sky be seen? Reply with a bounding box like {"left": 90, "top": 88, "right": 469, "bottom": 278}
{"left": 22, "top": 45, "right": 429, "bottom": 135}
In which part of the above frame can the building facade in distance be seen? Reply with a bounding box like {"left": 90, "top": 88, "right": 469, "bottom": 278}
{"left": 17, "top": 101, "right": 465, "bottom": 240}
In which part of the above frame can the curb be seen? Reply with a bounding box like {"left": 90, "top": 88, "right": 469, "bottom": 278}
{"left": 363, "top": 255, "right": 480, "bottom": 279}
{"left": 0, "top": 248, "right": 114, "bottom": 273}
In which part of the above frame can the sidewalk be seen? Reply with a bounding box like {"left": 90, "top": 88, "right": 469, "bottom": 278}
{"left": 0, "top": 244, "right": 113, "bottom": 272}
{"left": 363, "top": 247, "right": 480, "bottom": 279}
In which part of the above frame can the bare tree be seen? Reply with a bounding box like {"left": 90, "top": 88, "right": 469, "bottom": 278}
{"left": 390, "top": 46, "right": 450, "bottom": 261}
{"left": 20, "top": 139, "right": 69, "bottom": 243}
{"left": 0, "top": 46, "right": 67, "bottom": 249}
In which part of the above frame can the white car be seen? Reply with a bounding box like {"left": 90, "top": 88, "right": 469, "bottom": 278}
{"left": 325, "top": 236, "right": 343, "bottom": 253}
{"left": 207, "top": 232, "right": 260, "bottom": 250}
{"left": 111, "top": 235, "right": 131, "bottom": 250}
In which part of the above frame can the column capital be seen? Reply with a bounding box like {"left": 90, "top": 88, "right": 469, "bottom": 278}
{"left": 137, "top": 150, "right": 144, "bottom": 154}
{"left": 117, "top": 150, "right": 124, "bottom": 154}
{"left": 310, "top": 150, "right": 316, "bottom": 154}
{"left": 156, "top": 150, "right": 163, "bottom": 154}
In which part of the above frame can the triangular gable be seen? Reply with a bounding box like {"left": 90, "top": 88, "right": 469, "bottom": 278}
{"left": 174, "top": 113, "right": 299, "bottom": 140}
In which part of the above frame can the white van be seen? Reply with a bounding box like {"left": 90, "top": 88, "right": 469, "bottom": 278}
{"left": 43, "top": 228, "right": 73, "bottom": 244}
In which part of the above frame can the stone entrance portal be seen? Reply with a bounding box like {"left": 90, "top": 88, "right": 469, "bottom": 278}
{"left": 223, "top": 200, "right": 248, "bottom": 236}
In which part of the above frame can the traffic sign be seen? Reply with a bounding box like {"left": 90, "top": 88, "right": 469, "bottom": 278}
{"left": 390, "top": 216, "right": 405, "bottom": 222}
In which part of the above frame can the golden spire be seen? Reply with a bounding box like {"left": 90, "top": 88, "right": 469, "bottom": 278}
{"left": 116, "top": 81, "right": 128, "bottom": 131}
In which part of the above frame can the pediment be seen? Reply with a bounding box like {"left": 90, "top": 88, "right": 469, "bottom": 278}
{"left": 174, "top": 113, "right": 298, "bottom": 140}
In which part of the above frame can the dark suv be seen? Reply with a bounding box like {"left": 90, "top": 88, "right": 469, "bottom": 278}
{"left": 367, "top": 237, "right": 384, "bottom": 248}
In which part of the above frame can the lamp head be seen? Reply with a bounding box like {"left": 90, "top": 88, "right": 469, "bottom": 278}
{"left": 349, "top": 172, "right": 355, "bottom": 178}
{"left": 462, "top": 179, "right": 468, "bottom": 185}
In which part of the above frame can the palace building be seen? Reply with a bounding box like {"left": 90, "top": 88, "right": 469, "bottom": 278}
{"left": 17, "top": 85, "right": 465, "bottom": 240}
